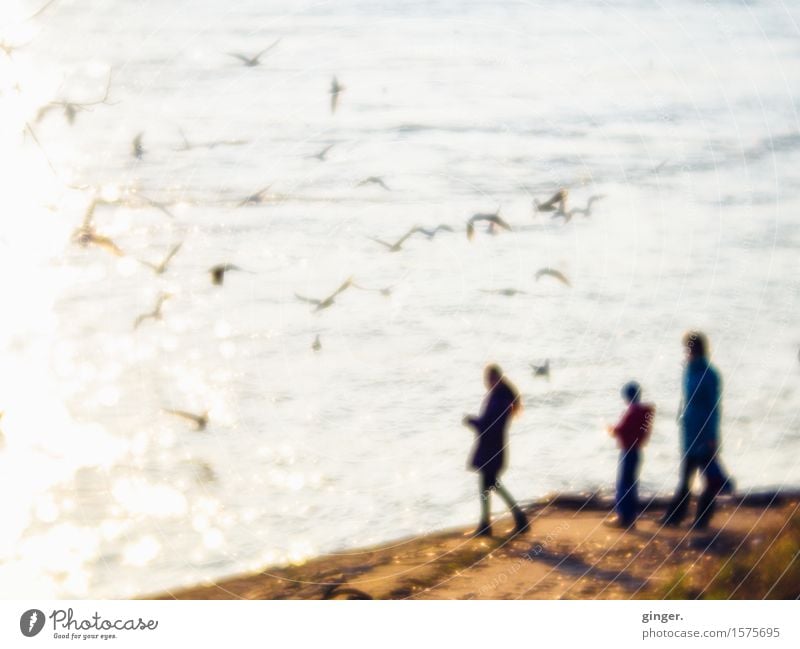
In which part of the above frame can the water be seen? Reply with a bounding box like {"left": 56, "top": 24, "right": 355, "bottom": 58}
{"left": 1, "top": 0, "right": 799, "bottom": 598}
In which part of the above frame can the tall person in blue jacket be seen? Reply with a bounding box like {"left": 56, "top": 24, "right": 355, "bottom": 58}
{"left": 661, "top": 331, "right": 726, "bottom": 529}
{"left": 463, "top": 364, "right": 529, "bottom": 537}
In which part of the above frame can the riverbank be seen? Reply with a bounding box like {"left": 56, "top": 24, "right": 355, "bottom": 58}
{"left": 149, "top": 491, "right": 800, "bottom": 600}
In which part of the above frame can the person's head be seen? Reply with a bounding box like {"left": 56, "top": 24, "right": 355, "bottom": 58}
{"left": 682, "top": 330, "right": 709, "bottom": 361}
{"left": 621, "top": 381, "right": 641, "bottom": 404}
{"left": 484, "top": 364, "right": 503, "bottom": 389}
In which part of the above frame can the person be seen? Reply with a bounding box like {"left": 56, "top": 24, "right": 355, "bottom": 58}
{"left": 661, "top": 331, "right": 725, "bottom": 530}
{"left": 463, "top": 364, "right": 528, "bottom": 537}
{"left": 606, "top": 381, "right": 654, "bottom": 529}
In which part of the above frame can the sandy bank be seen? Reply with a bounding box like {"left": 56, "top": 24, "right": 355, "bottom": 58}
{"left": 148, "top": 490, "right": 800, "bottom": 600}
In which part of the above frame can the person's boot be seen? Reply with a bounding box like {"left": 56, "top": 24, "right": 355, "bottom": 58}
{"left": 512, "top": 509, "right": 529, "bottom": 534}
{"left": 473, "top": 521, "right": 492, "bottom": 537}
{"left": 719, "top": 476, "right": 736, "bottom": 496}
{"left": 660, "top": 494, "right": 689, "bottom": 527}
{"left": 692, "top": 493, "right": 715, "bottom": 530}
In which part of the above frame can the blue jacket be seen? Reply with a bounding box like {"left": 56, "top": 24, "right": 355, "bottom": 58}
{"left": 680, "top": 358, "right": 721, "bottom": 458}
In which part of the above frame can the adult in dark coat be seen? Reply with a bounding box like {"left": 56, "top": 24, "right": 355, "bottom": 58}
{"left": 463, "top": 364, "right": 528, "bottom": 537}
{"left": 661, "top": 331, "right": 727, "bottom": 529}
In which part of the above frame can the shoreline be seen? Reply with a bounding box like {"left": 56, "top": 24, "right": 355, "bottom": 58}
{"left": 147, "top": 489, "right": 800, "bottom": 600}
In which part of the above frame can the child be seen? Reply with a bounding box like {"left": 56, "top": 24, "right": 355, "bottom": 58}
{"left": 606, "top": 382, "right": 654, "bottom": 528}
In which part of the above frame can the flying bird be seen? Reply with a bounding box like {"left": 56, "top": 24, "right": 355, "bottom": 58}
{"left": 368, "top": 226, "right": 421, "bottom": 252}
{"left": 136, "top": 193, "right": 176, "bottom": 219}
{"left": 227, "top": 39, "right": 281, "bottom": 66}
{"left": 176, "top": 128, "right": 248, "bottom": 151}
{"left": 295, "top": 278, "right": 353, "bottom": 312}
{"left": 312, "top": 335, "right": 322, "bottom": 352}
{"left": 132, "top": 133, "right": 144, "bottom": 159}
{"left": 535, "top": 268, "right": 571, "bottom": 287}
{"left": 352, "top": 283, "right": 392, "bottom": 297}
{"left": 209, "top": 264, "right": 243, "bottom": 286}
{"left": 35, "top": 70, "right": 113, "bottom": 125}
{"left": 237, "top": 186, "right": 271, "bottom": 207}
{"left": 133, "top": 293, "right": 172, "bottom": 329}
{"left": 164, "top": 409, "right": 209, "bottom": 431}
{"left": 530, "top": 360, "right": 550, "bottom": 379}
{"left": 480, "top": 288, "right": 526, "bottom": 297}
{"left": 466, "top": 211, "right": 511, "bottom": 240}
{"left": 312, "top": 143, "right": 335, "bottom": 161}
{"left": 139, "top": 243, "right": 182, "bottom": 275}
{"left": 73, "top": 227, "right": 123, "bottom": 256}
{"left": 566, "top": 194, "right": 605, "bottom": 219}
{"left": 72, "top": 199, "right": 124, "bottom": 256}
{"left": 329, "top": 76, "right": 344, "bottom": 114}
{"left": 416, "top": 225, "right": 454, "bottom": 239}
{"left": 357, "top": 176, "right": 390, "bottom": 191}
{"left": 0, "top": 40, "right": 27, "bottom": 59}
{"left": 533, "top": 189, "right": 568, "bottom": 216}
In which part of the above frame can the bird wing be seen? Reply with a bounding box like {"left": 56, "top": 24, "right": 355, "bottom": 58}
{"left": 328, "top": 278, "right": 353, "bottom": 300}
{"left": 164, "top": 409, "right": 204, "bottom": 426}
{"left": 489, "top": 215, "right": 512, "bottom": 231}
{"left": 536, "top": 268, "right": 571, "bottom": 286}
{"left": 81, "top": 198, "right": 99, "bottom": 229}
{"left": 154, "top": 294, "right": 171, "bottom": 312}
{"left": 375, "top": 178, "right": 390, "bottom": 190}
{"left": 536, "top": 189, "right": 568, "bottom": 211}
{"left": 35, "top": 102, "right": 59, "bottom": 123}
{"left": 238, "top": 185, "right": 270, "bottom": 206}
{"left": 294, "top": 293, "right": 322, "bottom": 306}
{"left": 152, "top": 202, "right": 175, "bottom": 219}
{"left": 318, "top": 143, "right": 335, "bottom": 158}
{"left": 81, "top": 70, "right": 114, "bottom": 107}
{"left": 227, "top": 53, "right": 252, "bottom": 64}
{"left": 469, "top": 212, "right": 500, "bottom": 224}
{"left": 368, "top": 237, "right": 393, "bottom": 250}
{"left": 133, "top": 312, "right": 153, "bottom": 329}
{"left": 395, "top": 226, "right": 422, "bottom": 246}
{"left": 160, "top": 243, "right": 182, "bottom": 269}
{"left": 254, "top": 39, "right": 281, "bottom": 61}
{"left": 90, "top": 234, "right": 124, "bottom": 256}
{"left": 140, "top": 194, "right": 175, "bottom": 218}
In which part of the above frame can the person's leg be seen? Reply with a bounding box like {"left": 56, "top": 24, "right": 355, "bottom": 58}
{"left": 620, "top": 448, "right": 640, "bottom": 525}
{"left": 494, "top": 480, "right": 529, "bottom": 532}
{"left": 694, "top": 455, "right": 723, "bottom": 529}
{"left": 708, "top": 456, "right": 735, "bottom": 495}
{"left": 476, "top": 472, "right": 493, "bottom": 535}
{"left": 662, "top": 457, "right": 695, "bottom": 525}
{"left": 631, "top": 447, "right": 641, "bottom": 521}
{"left": 616, "top": 448, "right": 637, "bottom": 525}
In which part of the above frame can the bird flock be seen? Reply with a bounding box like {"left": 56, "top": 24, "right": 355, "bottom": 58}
{"left": 16, "top": 7, "right": 608, "bottom": 432}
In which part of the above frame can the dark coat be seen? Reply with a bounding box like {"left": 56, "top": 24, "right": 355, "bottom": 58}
{"left": 466, "top": 381, "right": 518, "bottom": 476}
{"left": 681, "top": 358, "right": 721, "bottom": 459}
